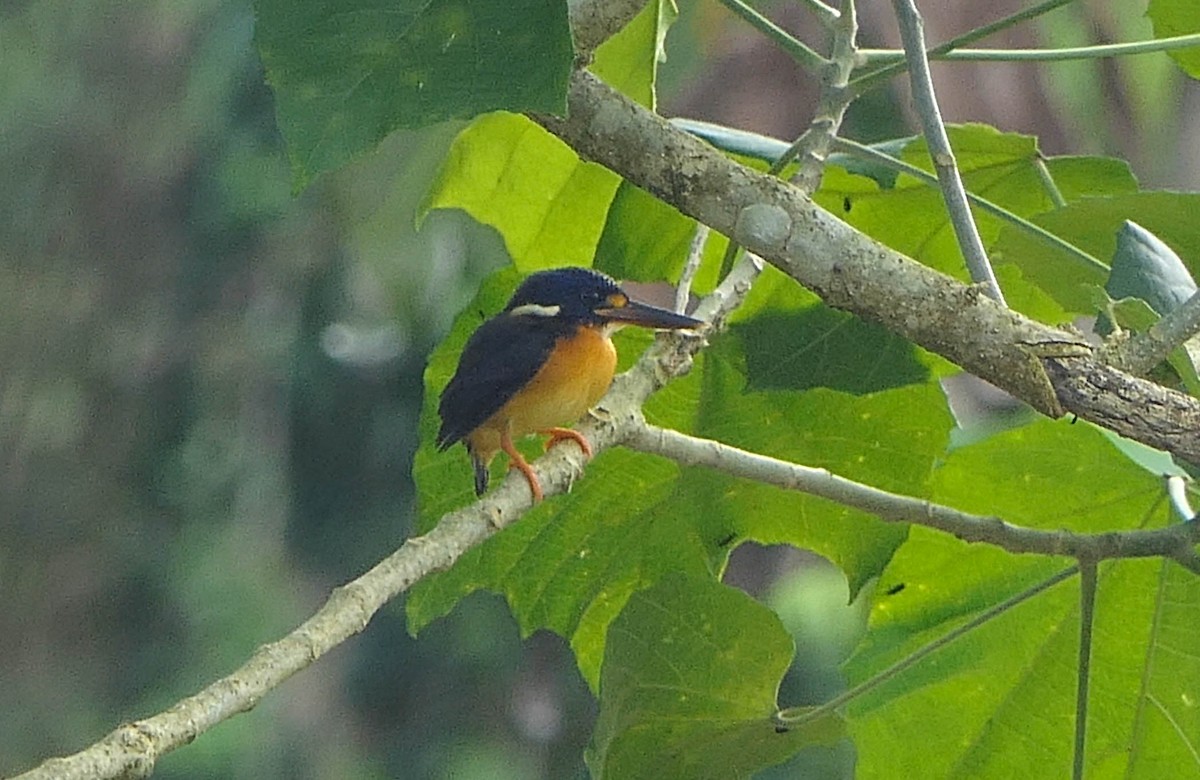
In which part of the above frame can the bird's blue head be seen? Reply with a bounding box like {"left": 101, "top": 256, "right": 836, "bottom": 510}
{"left": 503, "top": 267, "right": 703, "bottom": 330}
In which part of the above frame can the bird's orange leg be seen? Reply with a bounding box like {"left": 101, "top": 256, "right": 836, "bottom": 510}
{"left": 500, "top": 428, "right": 543, "bottom": 503}
{"left": 542, "top": 427, "right": 593, "bottom": 459}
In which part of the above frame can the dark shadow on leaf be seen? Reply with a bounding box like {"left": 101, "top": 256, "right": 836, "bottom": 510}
{"left": 734, "top": 309, "right": 929, "bottom": 394}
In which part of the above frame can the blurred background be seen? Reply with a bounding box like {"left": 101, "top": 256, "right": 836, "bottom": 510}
{"left": 2, "top": 1, "right": 1196, "bottom": 777}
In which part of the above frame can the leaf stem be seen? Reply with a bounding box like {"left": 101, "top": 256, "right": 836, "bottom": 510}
{"left": 831, "top": 137, "right": 1109, "bottom": 273}
{"left": 1034, "top": 155, "right": 1068, "bottom": 208}
{"left": 714, "top": 0, "right": 828, "bottom": 71}
{"left": 775, "top": 566, "right": 1080, "bottom": 727}
{"left": 851, "top": 0, "right": 1076, "bottom": 91}
{"left": 797, "top": 0, "right": 841, "bottom": 27}
{"left": 1073, "top": 560, "right": 1098, "bottom": 780}
{"left": 1167, "top": 476, "right": 1196, "bottom": 523}
{"left": 858, "top": 33, "right": 1200, "bottom": 64}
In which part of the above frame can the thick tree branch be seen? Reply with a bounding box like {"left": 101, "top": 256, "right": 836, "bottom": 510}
{"left": 534, "top": 70, "right": 1200, "bottom": 464}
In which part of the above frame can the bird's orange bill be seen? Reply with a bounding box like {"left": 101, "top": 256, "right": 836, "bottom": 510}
{"left": 594, "top": 299, "right": 703, "bottom": 330}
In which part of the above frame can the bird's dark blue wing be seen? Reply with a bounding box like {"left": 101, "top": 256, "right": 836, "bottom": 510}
{"left": 436, "top": 314, "right": 570, "bottom": 450}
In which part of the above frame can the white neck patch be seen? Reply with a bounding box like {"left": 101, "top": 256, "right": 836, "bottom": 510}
{"left": 509, "top": 303, "right": 562, "bottom": 318}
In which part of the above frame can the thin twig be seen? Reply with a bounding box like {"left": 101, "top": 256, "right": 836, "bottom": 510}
{"left": 677, "top": 224, "right": 710, "bottom": 314}
{"left": 790, "top": 0, "right": 859, "bottom": 195}
{"left": 858, "top": 32, "right": 1200, "bottom": 64}
{"left": 715, "top": 0, "right": 827, "bottom": 71}
{"left": 1034, "top": 155, "right": 1068, "bottom": 208}
{"left": 629, "top": 425, "right": 1200, "bottom": 569}
{"left": 892, "top": 0, "right": 1006, "bottom": 304}
{"left": 775, "top": 566, "right": 1079, "bottom": 727}
{"left": 831, "top": 136, "right": 1108, "bottom": 273}
{"left": 721, "top": 0, "right": 858, "bottom": 276}
{"left": 1107, "top": 289, "right": 1200, "bottom": 377}
{"left": 1073, "top": 560, "right": 1099, "bottom": 780}
{"left": 765, "top": 0, "right": 858, "bottom": 184}
{"left": 797, "top": 0, "right": 841, "bottom": 27}
{"left": 851, "top": 0, "right": 1076, "bottom": 92}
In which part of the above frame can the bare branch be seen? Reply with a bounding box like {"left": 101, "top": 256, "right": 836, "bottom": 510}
{"left": 676, "top": 224, "right": 709, "bottom": 313}
{"left": 628, "top": 424, "right": 1200, "bottom": 568}
{"left": 1107, "top": 289, "right": 1200, "bottom": 377}
{"left": 891, "top": 0, "right": 1005, "bottom": 304}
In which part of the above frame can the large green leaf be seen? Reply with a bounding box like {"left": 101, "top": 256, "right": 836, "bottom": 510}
{"left": 586, "top": 574, "right": 845, "bottom": 779}
{"left": 844, "top": 418, "right": 1197, "bottom": 779}
{"left": 419, "top": 0, "right": 676, "bottom": 271}
{"left": 593, "top": 180, "right": 727, "bottom": 294}
{"left": 1148, "top": 0, "right": 1200, "bottom": 78}
{"left": 992, "top": 192, "right": 1200, "bottom": 314}
{"left": 814, "top": 124, "right": 1137, "bottom": 321}
{"left": 814, "top": 126, "right": 1137, "bottom": 270}
{"left": 1102, "top": 220, "right": 1200, "bottom": 393}
{"left": 255, "top": 0, "right": 572, "bottom": 188}
{"left": 1107, "top": 220, "right": 1198, "bottom": 314}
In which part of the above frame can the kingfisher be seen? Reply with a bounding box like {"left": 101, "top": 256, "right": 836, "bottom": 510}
{"left": 437, "top": 267, "right": 703, "bottom": 502}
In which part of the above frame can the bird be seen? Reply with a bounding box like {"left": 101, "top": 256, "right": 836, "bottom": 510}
{"left": 437, "top": 267, "right": 703, "bottom": 502}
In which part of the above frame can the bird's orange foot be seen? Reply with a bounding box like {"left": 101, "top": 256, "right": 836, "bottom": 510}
{"left": 500, "top": 429, "right": 544, "bottom": 502}
{"left": 510, "top": 458, "right": 544, "bottom": 503}
{"left": 543, "top": 427, "right": 593, "bottom": 459}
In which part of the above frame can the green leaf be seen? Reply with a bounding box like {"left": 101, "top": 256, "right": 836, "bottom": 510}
{"left": 593, "top": 181, "right": 726, "bottom": 293}
{"left": 670, "top": 269, "right": 953, "bottom": 597}
{"left": 696, "top": 330, "right": 948, "bottom": 597}
{"left": 418, "top": 0, "right": 677, "bottom": 270}
{"left": 993, "top": 192, "right": 1200, "bottom": 314}
{"left": 586, "top": 574, "right": 845, "bottom": 780}
{"left": 255, "top": 0, "right": 572, "bottom": 188}
{"left": 846, "top": 418, "right": 1188, "bottom": 779}
{"left": 1100, "top": 223, "right": 1200, "bottom": 394}
{"left": 420, "top": 112, "right": 621, "bottom": 271}
{"left": 591, "top": 0, "right": 679, "bottom": 111}
{"left": 1093, "top": 425, "right": 1191, "bottom": 479}
{"left": 1107, "top": 220, "right": 1198, "bottom": 314}
{"left": 1148, "top": 0, "right": 1200, "bottom": 79}
{"left": 814, "top": 124, "right": 1136, "bottom": 321}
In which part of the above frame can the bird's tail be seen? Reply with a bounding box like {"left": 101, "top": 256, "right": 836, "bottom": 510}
{"left": 470, "top": 450, "right": 489, "bottom": 496}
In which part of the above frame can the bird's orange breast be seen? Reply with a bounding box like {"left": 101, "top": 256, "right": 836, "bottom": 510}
{"left": 467, "top": 325, "right": 617, "bottom": 457}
